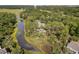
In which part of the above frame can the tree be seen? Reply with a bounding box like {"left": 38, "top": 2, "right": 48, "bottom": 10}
{"left": 46, "top": 21, "right": 69, "bottom": 53}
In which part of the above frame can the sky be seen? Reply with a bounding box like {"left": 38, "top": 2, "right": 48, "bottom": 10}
{"left": 0, "top": 0, "right": 79, "bottom": 5}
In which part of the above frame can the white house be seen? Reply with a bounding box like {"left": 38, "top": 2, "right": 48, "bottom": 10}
{"left": 36, "top": 20, "right": 45, "bottom": 28}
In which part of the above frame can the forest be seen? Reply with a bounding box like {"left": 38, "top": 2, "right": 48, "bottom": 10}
{"left": 0, "top": 6, "right": 79, "bottom": 54}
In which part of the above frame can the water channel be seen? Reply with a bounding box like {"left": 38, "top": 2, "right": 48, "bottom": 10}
{"left": 16, "top": 15, "right": 38, "bottom": 51}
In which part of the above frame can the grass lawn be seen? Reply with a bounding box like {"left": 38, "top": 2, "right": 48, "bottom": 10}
{"left": 0, "top": 9, "right": 23, "bottom": 15}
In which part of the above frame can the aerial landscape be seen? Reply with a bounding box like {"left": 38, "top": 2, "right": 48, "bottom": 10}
{"left": 0, "top": 5, "right": 79, "bottom": 54}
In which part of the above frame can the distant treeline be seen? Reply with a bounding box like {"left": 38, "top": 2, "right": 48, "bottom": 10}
{"left": 0, "top": 5, "right": 79, "bottom": 9}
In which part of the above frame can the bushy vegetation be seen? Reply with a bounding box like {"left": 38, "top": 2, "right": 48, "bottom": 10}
{"left": 0, "top": 12, "right": 18, "bottom": 53}
{"left": 0, "top": 12, "right": 16, "bottom": 45}
{"left": 21, "top": 6, "right": 79, "bottom": 53}
{"left": 1, "top": 7, "right": 79, "bottom": 54}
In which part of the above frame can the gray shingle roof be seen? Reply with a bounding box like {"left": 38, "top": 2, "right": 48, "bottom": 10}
{"left": 0, "top": 48, "right": 7, "bottom": 54}
{"left": 67, "top": 41, "right": 79, "bottom": 52}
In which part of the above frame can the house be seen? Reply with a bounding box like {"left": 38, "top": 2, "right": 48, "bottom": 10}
{"left": 67, "top": 41, "right": 79, "bottom": 54}
{"left": 0, "top": 47, "right": 7, "bottom": 54}
{"left": 36, "top": 20, "right": 45, "bottom": 28}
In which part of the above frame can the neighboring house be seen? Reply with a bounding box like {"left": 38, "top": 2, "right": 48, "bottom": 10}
{"left": 67, "top": 41, "right": 79, "bottom": 54}
{"left": 0, "top": 48, "right": 7, "bottom": 54}
{"left": 36, "top": 20, "right": 45, "bottom": 28}
{"left": 35, "top": 20, "right": 46, "bottom": 33}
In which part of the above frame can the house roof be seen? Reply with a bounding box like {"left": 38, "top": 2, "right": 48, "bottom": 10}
{"left": 0, "top": 48, "right": 7, "bottom": 54}
{"left": 67, "top": 41, "right": 79, "bottom": 52}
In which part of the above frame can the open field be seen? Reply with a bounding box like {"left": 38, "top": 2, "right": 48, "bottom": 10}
{"left": 0, "top": 9, "right": 23, "bottom": 15}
